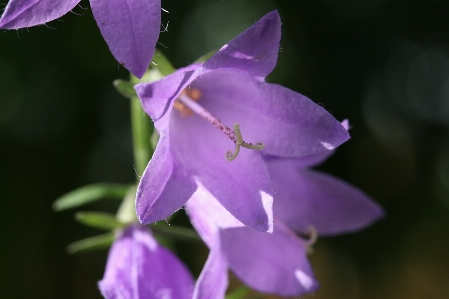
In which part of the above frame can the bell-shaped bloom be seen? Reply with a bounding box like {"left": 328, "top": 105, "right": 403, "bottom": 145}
{"left": 98, "top": 225, "right": 194, "bottom": 299}
{"left": 186, "top": 184, "right": 319, "bottom": 298}
{"left": 185, "top": 141, "right": 384, "bottom": 298}
{"left": 0, "top": 0, "right": 161, "bottom": 78}
{"left": 134, "top": 10, "right": 350, "bottom": 233}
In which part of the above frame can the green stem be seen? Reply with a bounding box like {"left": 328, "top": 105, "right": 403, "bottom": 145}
{"left": 130, "top": 95, "right": 152, "bottom": 177}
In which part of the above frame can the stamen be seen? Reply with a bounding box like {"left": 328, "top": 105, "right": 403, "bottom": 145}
{"left": 176, "top": 91, "right": 265, "bottom": 161}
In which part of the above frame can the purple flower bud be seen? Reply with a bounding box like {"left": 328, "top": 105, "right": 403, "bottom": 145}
{"left": 99, "top": 225, "right": 194, "bottom": 299}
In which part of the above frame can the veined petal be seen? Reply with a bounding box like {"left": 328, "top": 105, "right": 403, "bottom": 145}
{"left": 267, "top": 158, "right": 384, "bottom": 235}
{"left": 220, "top": 221, "right": 319, "bottom": 296}
{"left": 192, "top": 238, "right": 228, "bottom": 299}
{"left": 0, "top": 0, "right": 80, "bottom": 29}
{"left": 90, "top": 0, "right": 161, "bottom": 78}
{"left": 191, "top": 69, "right": 350, "bottom": 158}
{"left": 171, "top": 108, "right": 273, "bottom": 232}
{"left": 135, "top": 65, "right": 200, "bottom": 132}
{"left": 271, "top": 119, "right": 349, "bottom": 167}
{"left": 186, "top": 182, "right": 244, "bottom": 248}
{"left": 203, "top": 10, "right": 281, "bottom": 79}
{"left": 136, "top": 130, "right": 197, "bottom": 225}
{"left": 98, "top": 225, "right": 194, "bottom": 299}
{"left": 134, "top": 67, "right": 201, "bottom": 225}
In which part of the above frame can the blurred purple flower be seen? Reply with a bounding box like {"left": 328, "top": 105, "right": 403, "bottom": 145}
{"left": 186, "top": 134, "right": 384, "bottom": 298}
{"left": 99, "top": 225, "right": 194, "bottom": 299}
{"left": 0, "top": 0, "right": 161, "bottom": 78}
{"left": 134, "top": 10, "right": 350, "bottom": 233}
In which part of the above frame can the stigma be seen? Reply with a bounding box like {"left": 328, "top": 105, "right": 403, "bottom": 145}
{"left": 176, "top": 87, "right": 265, "bottom": 161}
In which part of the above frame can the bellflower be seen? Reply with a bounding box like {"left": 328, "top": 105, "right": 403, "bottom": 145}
{"left": 134, "top": 10, "right": 350, "bottom": 232}
{"left": 98, "top": 225, "right": 194, "bottom": 299}
{"left": 186, "top": 135, "right": 384, "bottom": 298}
{"left": 0, "top": 0, "right": 161, "bottom": 78}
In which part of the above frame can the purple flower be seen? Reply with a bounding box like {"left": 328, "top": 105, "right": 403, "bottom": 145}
{"left": 98, "top": 225, "right": 194, "bottom": 299}
{"left": 0, "top": 0, "right": 161, "bottom": 78}
{"left": 186, "top": 184, "right": 319, "bottom": 298}
{"left": 185, "top": 137, "right": 384, "bottom": 298}
{"left": 134, "top": 11, "right": 350, "bottom": 232}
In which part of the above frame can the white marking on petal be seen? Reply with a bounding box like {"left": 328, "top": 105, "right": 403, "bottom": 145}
{"left": 260, "top": 190, "right": 273, "bottom": 233}
{"left": 320, "top": 141, "right": 335, "bottom": 150}
{"left": 295, "top": 269, "right": 315, "bottom": 290}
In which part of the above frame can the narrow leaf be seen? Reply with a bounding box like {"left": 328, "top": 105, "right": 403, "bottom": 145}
{"left": 67, "top": 232, "right": 115, "bottom": 254}
{"left": 53, "top": 183, "right": 130, "bottom": 211}
{"left": 75, "top": 212, "right": 127, "bottom": 230}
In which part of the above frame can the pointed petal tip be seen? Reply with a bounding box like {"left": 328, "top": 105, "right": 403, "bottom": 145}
{"left": 0, "top": 0, "right": 80, "bottom": 29}
{"left": 203, "top": 9, "right": 282, "bottom": 78}
{"left": 91, "top": 0, "right": 160, "bottom": 80}
{"left": 294, "top": 269, "right": 320, "bottom": 294}
{"left": 264, "top": 10, "right": 281, "bottom": 23}
{"left": 364, "top": 201, "right": 386, "bottom": 225}
{"left": 128, "top": 65, "right": 147, "bottom": 80}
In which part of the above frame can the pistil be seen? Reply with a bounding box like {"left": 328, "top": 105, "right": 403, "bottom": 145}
{"left": 176, "top": 91, "right": 265, "bottom": 161}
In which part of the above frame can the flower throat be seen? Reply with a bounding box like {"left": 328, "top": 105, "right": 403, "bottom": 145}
{"left": 175, "top": 88, "right": 265, "bottom": 161}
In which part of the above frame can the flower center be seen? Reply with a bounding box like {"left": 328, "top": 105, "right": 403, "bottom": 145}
{"left": 175, "top": 88, "right": 265, "bottom": 161}
{"left": 173, "top": 89, "right": 202, "bottom": 117}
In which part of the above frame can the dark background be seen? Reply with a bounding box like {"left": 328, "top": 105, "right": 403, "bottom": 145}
{"left": 1, "top": 0, "right": 449, "bottom": 298}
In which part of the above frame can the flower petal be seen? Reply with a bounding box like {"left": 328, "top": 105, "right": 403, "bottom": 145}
{"left": 170, "top": 107, "right": 273, "bottom": 232}
{"left": 186, "top": 182, "right": 245, "bottom": 247}
{"left": 191, "top": 69, "right": 350, "bottom": 158}
{"left": 0, "top": 0, "right": 80, "bottom": 28}
{"left": 136, "top": 132, "right": 197, "bottom": 224}
{"left": 220, "top": 221, "right": 319, "bottom": 296}
{"left": 270, "top": 119, "right": 349, "bottom": 167}
{"left": 90, "top": 0, "right": 161, "bottom": 78}
{"left": 99, "top": 225, "right": 194, "bottom": 299}
{"left": 267, "top": 158, "right": 384, "bottom": 235}
{"left": 203, "top": 10, "right": 281, "bottom": 79}
{"left": 134, "top": 67, "right": 200, "bottom": 225}
{"left": 135, "top": 65, "right": 200, "bottom": 131}
{"left": 192, "top": 239, "right": 228, "bottom": 299}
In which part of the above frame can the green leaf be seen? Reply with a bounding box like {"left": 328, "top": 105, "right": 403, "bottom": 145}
{"left": 75, "top": 212, "right": 127, "bottom": 230}
{"left": 67, "top": 232, "right": 115, "bottom": 254}
{"left": 151, "top": 49, "right": 176, "bottom": 76}
{"left": 194, "top": 49, "right": 217, "bottom": 63}
{"left": 53, "top": 183, "right": 131, "bottom": 211}
{"left": 113, "top": 79, "right": 137, "bottom": 99}
{"left": 225, "top": 286, "right": 250, "bottom": 299}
